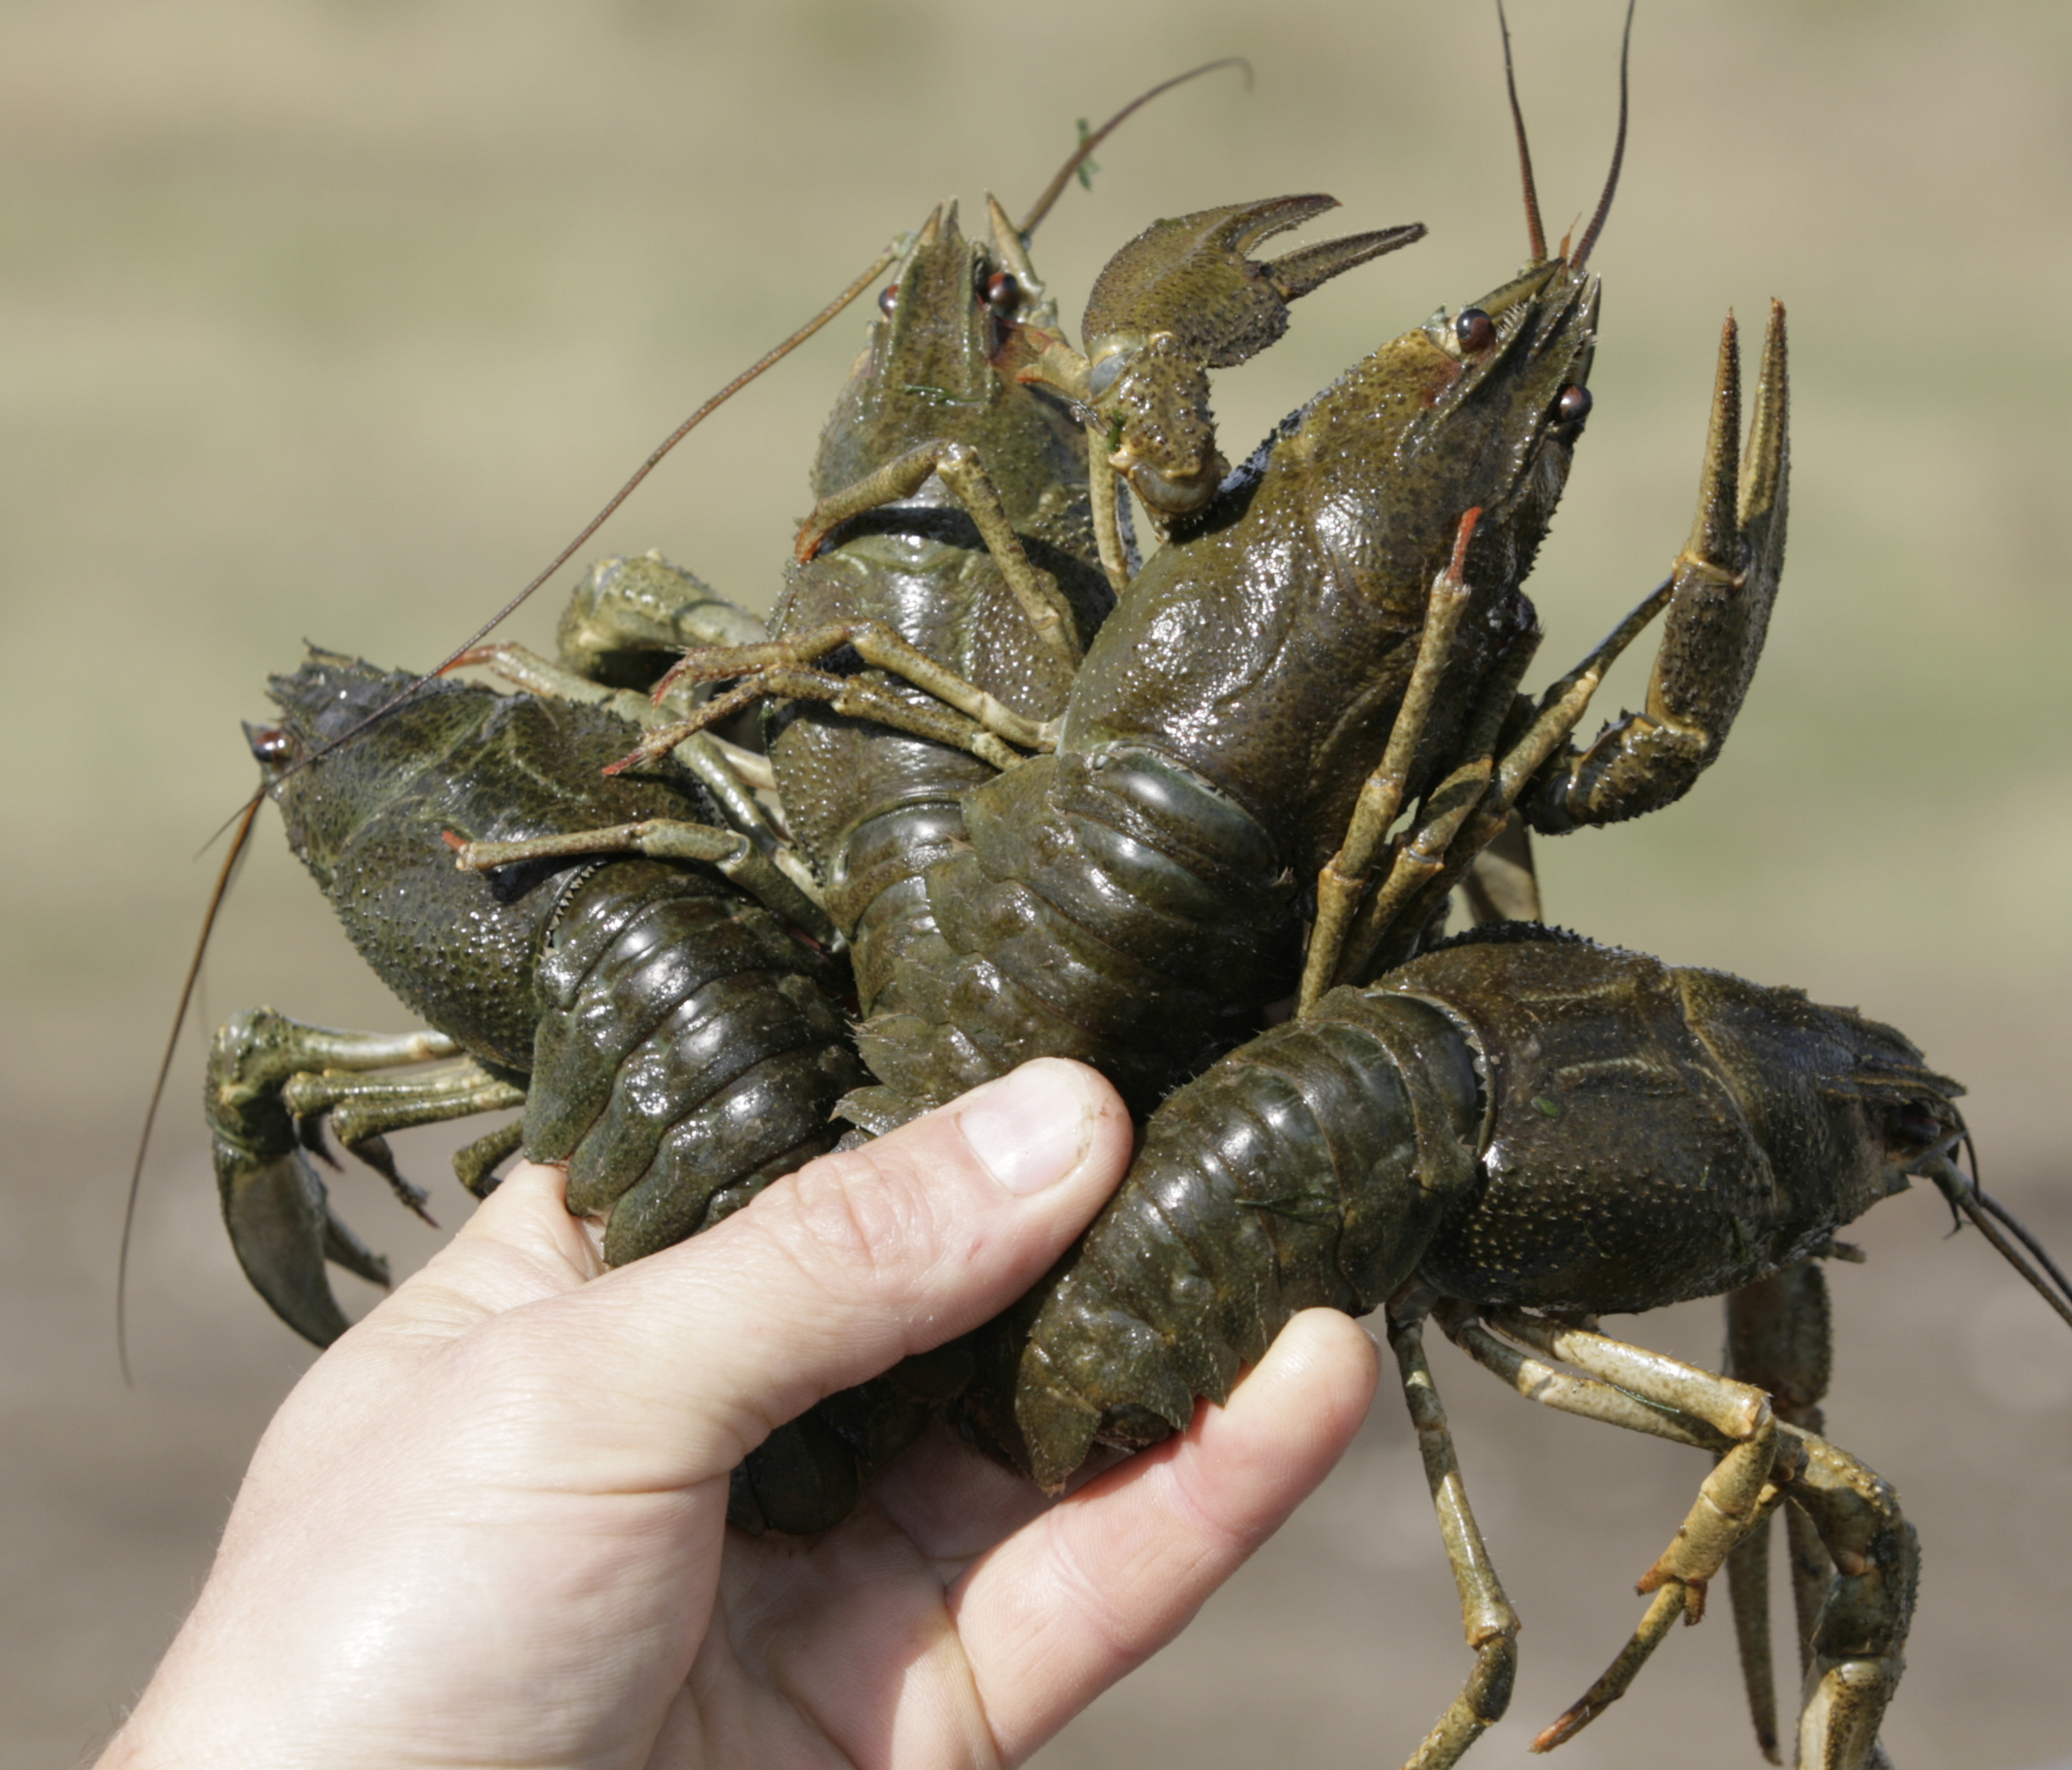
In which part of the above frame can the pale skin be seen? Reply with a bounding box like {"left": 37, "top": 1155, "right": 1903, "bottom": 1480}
{"left": 101, "top": 1058, "right": 1380, "bottom": 1770}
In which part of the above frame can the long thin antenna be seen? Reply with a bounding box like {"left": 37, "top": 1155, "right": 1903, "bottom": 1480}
{"left": 1936, "top": 1142, "right": 2072, "bottom": 1333}
{"left": 118, "top": 791, "right": 264, "bottom": 1386}
{"left": 1977, "top": 1188, "right": 2072, "bottom": 1311}
{"left": 267, "top": 242, "right": 897, "bottom": 797}
{"left": 1571, "top": 0, "right": 1634, "bottom": 268}
{"left": 1017, "top": 58, "right": 1253, "bottom": 239}
{"left": 1965, "top": 1132, "right": 2072, "bottom": 1308}
{"left": 1496, "top": 0, "right": 1546, "bottom": 262}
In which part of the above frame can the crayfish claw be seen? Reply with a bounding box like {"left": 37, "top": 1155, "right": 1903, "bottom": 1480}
{"left": 211, "top": 1011, "right": 383, "bottom": 1346}
{"left": 207, "top": 1007, "right": 451, "bottom": 1347}
{"left": 1082, "top": 195, "right": 1412, "bottom": 367}
{"left": 1060, "top": 196, "right": 1422, "bottom": 520}
{"left": 218, "top": 1137, "right": 382, "bottom": 1349}
{"left": 1519, "top": 301, "right": 1789, "bottom": 835}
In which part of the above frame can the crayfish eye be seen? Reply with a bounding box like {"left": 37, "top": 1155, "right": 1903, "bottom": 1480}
{"left": 1556, "top": 383, "right": 1593, "bottom": 427}
{"left": 247, "top": 725, "right": 293, "bottom": 764}
{"left": 1454, "top": 308, "right": 1497, "bottom": 353}
{"left": 985, "top": 270, "right": 1020, "bottom": 315}
{"left": 878, "top": 284, "right": 900, "bottom": 317}
{"left": 1890, "top": 1104, "right": 1948, "bottom": 1152}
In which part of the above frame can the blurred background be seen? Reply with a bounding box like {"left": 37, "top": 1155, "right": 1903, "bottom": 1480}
{"left": 4, "top": 0, "right": 2069, "bottom": 1764}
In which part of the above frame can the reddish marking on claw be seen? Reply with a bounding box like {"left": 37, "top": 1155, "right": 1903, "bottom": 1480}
{"left": 440, "top": 830, "right": 466, "bottom": 852}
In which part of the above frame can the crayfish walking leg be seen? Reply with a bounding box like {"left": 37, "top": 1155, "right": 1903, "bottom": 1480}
{"left": 1446, "top": 1307, "right": 1915, "bottom": 1768}
{"left": 1725, "top": 1260, "right": 1841, "bottom": 1761}
{"left": 1389, "top": 1297, "right": 1520, "bottom": 1770}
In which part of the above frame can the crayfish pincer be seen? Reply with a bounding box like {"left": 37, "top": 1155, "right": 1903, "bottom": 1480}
{"left": 956, "top": 925, "right": 2070, "bottom": 1770}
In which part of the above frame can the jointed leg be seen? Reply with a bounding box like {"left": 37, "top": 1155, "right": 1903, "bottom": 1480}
{"left": 1300, "top": 510, "right": 1479, "bottom": 1015}
{"left": 611, "top": 663, "right": 1028, "bottom": 779}
{"left": 1443, "top": 1305, "right": 1911, "bottom": 1768}
{"left": 1088, "top": 449, "right": 1132, "bottom": 598}
{"left": 1441, "top": 1307, "right": 1785, "bottom": 1749}
{"left": 1334, "top": 575, "right": 1671, "bottom": 984}
{"left": 1388, "top": 1297, "right": 1521, "bottom": 1770}
{"left": 1327, "top": 624, "right": 1541, "bottom": 990}
{"left": 1725, "top": 1262, "right": 1836, "bottom": 1759}
{"left": 449, "top": 641, "right": 826, "bottom": 932}
{"left": 1785, "top": 1432, "right": 1915, "bottom": 1770}
{"left": 281, "top": 1056, "right": 526, "bottom": 1216}
{"left": 796, "top": 440, "right": 1082, "bottom": 664}
{"left": 1520, "top": 304, "right": 1789, "bottom": 834}
{"left": 447, "top": 818, "right": 835, "bottom": 949}
{"left": 646, "top": 620, "right": 1059, "bottom": 753}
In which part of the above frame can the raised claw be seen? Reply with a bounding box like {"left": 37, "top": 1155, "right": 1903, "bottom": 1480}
{"left": 1083, "top": 195, "right": 1417, "bottom": 371}
{"left": 1523, "top": 300, "right": 1789, "bottom": 831}
{"left": 1023, "top": 196, "right": 1424, "bottom": 517}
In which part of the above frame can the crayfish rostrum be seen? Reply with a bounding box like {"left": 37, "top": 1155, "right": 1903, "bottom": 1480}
{"left": 179, "top": 25, "right": 2072, "bottom": 1770}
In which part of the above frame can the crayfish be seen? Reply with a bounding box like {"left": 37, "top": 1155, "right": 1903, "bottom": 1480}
{"left": 178, "top": 24, "right": 2072, "bottom": 1770}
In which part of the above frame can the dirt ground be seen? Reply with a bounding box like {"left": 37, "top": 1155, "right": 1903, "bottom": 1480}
{"left": 4, "top": 2, "right": 2070, "bottom": 1765}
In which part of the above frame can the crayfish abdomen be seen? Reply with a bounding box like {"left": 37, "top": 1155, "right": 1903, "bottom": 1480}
{"left": 852, "top": 746, "right": 1302, "bottom": 1123}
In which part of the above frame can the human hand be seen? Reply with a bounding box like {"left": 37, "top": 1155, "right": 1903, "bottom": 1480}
{"left": 102, "top": 1058, "right": 1379, "bottom": 1770}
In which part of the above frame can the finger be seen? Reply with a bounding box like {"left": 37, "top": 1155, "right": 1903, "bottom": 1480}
{"left": 484, "top": 1059, "right": 1133, "bottom": 1486}
{"left": 386, "top": 1161, "right": 603, "bottom": 1323}
{"left": 951, "top": 1309, "right": 1380, "bottom": 1764}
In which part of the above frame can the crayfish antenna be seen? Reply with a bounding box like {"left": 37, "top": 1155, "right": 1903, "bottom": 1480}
{"left": 1570, "top": 0, "right": 1635, "bottom": 269}
{"left": 1930, "top": 1145, "right": 2072, "bottom": 1332}
{"left": 1496, "top": 0, "right": 1548, "bottom": 262}
{"left": 1016, "top": 57, "right": 1253, "bottom": 240}
{"left": 118, "top": 791, "right": 265, "bottom": 1386}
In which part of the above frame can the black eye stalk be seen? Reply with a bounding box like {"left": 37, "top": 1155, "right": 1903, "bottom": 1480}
{"left": 1455, "top": 306, "right": 1497, "bottom": 353}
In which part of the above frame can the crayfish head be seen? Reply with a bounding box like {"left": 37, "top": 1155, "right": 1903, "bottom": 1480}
{"left": 1677, "top": 967, "right": 1971, "bottom": 1242}
{"left": 1408, "top": 255, "right": 1600, "bottom": 587}
{"left": 813, "top": 198, "right": 1075, "bottom": 509}
{"left": 1331, "top": 0, "right": 1626, "bottom": 594}
{"left": 256, "top": 650, "right": 468, "bottom": 891}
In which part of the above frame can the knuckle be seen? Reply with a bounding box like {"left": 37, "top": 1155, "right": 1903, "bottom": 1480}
{"left": 757, "top": 1141, "right": 946, "bottom": 1295}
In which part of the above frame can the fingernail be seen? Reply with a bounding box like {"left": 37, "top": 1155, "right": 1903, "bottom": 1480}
{"left": 956, "top": 1061, "right": 1094, "bottom": 1196}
